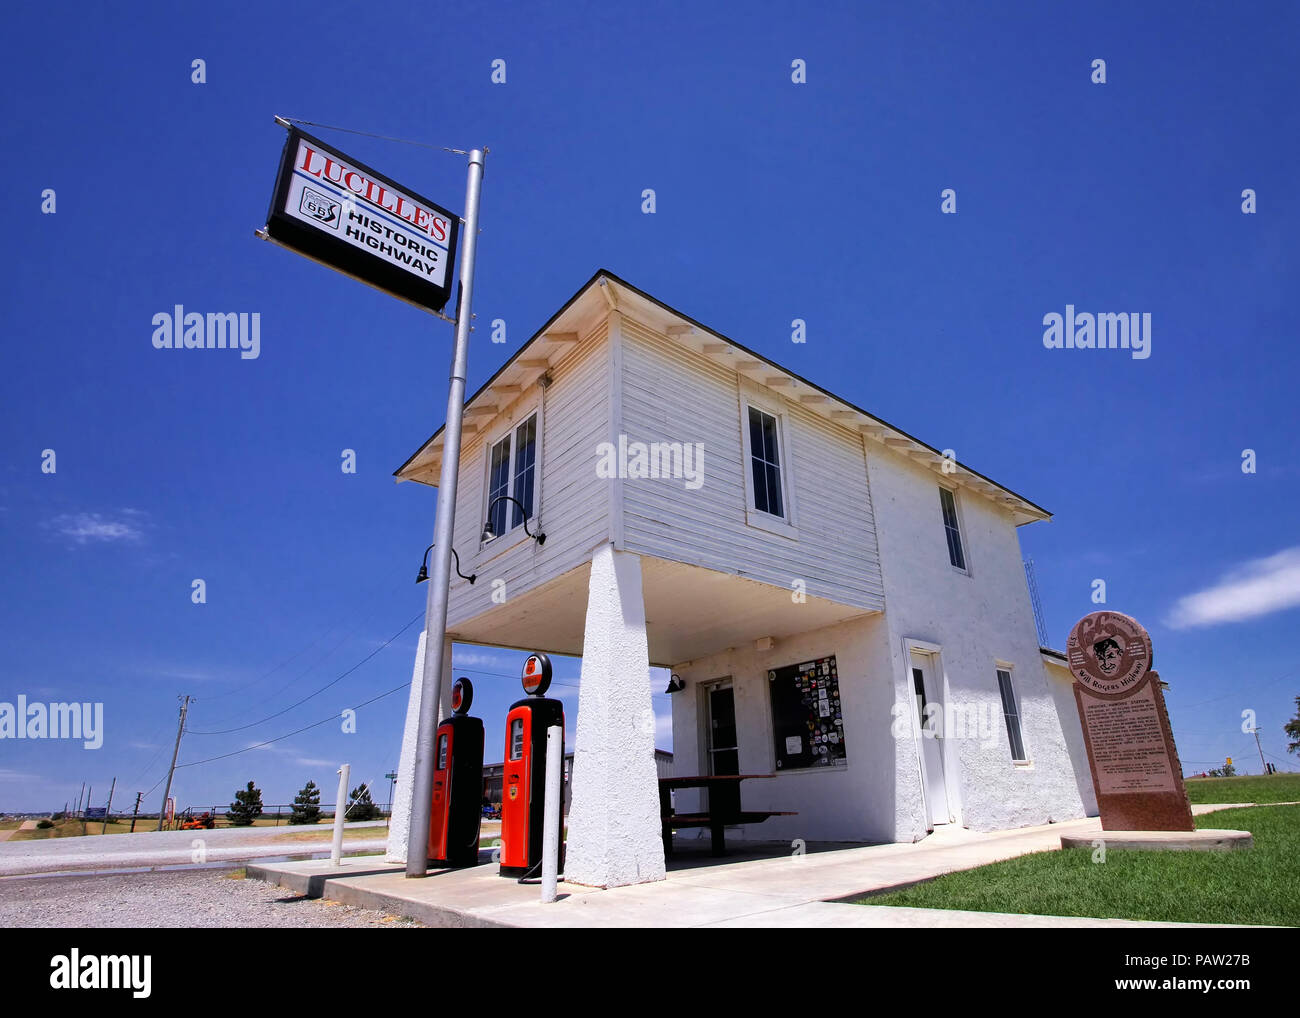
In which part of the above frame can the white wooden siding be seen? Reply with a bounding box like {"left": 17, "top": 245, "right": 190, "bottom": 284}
{"left": 618, "top": 318, "right": 885, "bottom": 612}
{"left": 445, "top": 321, "right": 612, "bottom": 629}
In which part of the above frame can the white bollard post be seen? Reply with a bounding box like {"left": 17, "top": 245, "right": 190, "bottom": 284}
{"left": 332, "top": 764, "right": 350, "bottom": 868}
{"left": 540, "top": 726, "right": 563, "bottom": 902}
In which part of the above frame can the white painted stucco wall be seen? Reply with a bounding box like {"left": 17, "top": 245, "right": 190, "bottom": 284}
{"left": 669, "top": 612, "right": 899, "bottom": 844}
{"left": 565, "top": 546, "right": 665, "bottom": 887}
{"left": 1043, "top": 655, "right": 1099, "bottom": 816}
{"left": 866, "top": 445, "right": 1086, "bottom": 837}
{"left": 386, "top": 631, "right": 453, "bottom": 864}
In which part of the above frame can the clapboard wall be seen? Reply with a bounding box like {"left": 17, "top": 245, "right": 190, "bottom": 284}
{"left": 618, "top": 317, "right": 885, "bottom": 612}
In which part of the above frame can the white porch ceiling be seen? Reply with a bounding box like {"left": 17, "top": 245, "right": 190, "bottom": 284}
{"left": 448, "top": 554, "right": 872, "bottom": 668}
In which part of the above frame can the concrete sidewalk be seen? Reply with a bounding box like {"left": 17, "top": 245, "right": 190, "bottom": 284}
{"left": 246, "top": 803, "right": 1262, "bottom": 928}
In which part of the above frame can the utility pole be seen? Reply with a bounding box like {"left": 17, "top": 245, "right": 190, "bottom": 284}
{"left": 129, "top": 791, "right": 143, "bottom": 833}
{"left": 102, "top": 777, "right": 116, "bottom": 835}
{"left": 1251, "top": 726, "right": 1267, "bottom": 774}
{"left": 75, "top": 782, "right": 84, "bottom": 818}
{"left": 84, "top": 785, "right": 92, "bottom": 830}
{"left": 406, "top": 147, "right": 486, "bottom": 878}
{"left": 157, "top": 695, "right": 192, "bottom": 832}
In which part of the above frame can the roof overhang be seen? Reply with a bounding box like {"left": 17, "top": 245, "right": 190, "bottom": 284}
{"left": 396, "top": 270, "right": 1052, "bottom": 526}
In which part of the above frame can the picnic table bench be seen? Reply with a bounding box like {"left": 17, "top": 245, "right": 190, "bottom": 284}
{"left": 658, "top": 774, "right": 797, "bottom": 857}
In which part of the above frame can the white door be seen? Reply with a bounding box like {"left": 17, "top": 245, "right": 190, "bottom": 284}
{"left": 911, "top": 653, "right": 951, "bottom": 827}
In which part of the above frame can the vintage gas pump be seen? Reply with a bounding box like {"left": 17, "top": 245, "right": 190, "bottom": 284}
{"left": 499, "top": 652, "right": 565, "bottom": 878}
{"left": 427, "top": 677, "right": 484, "bottom": 868}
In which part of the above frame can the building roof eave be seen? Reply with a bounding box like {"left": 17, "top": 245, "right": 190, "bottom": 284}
{"left": 394, "top": 270, "right": 1052, "bottom": 525}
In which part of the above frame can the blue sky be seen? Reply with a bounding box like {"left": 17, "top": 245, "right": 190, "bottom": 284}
{"left": 1, "top": 1, "right": 1297, "bottom": 813}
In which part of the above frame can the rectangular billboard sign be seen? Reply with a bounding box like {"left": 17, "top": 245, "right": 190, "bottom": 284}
{"left": 263, "top": 126, "right": 460, "bottom": 314}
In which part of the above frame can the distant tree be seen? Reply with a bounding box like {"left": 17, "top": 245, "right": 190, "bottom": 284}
{"left": 290, "top": 780, "right": 322, "bottom": 825}
{"left": 1285, "top": 696, "right": 1300, "bottom": 755}
{"left": 346, "top": 783, "right": 380, "bottom": 822}
{"left": 229, "top": 780, "right": 264, "bottom": 826}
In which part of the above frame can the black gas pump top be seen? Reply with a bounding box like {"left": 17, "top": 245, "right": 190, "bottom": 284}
{"left": 450, "top": 677, "right": 473, "bottom": 715}
{"left": 521, "top": 652, "right": 552, "bottom": 696}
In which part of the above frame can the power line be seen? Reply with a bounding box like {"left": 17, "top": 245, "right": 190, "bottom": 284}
{"left": 187, "top": 612, "right": 423, "bottom": 735}
{"left": 1174, "top": 667, "right": 1300, "bottom": 709}
{"left": 195, "top": 629, "right": 357, "bottom": 728}
{"left": 126, "top": 743, "right": 170, "bottom": 792}
{"left": 200, "top": 574, "right": 408, "bottom": 710}
{"left": 276, "top": 115, "right": 470, "bottom": 155}
{"left": 450, "top": 662, "right": 672, "bottom": 697}
{"left": 175, "top": 679, "right": 413, "bottom": 769}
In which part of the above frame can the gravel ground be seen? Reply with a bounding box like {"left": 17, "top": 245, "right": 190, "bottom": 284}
{"left": 0, "top": 867, "right": 424, "bottom": 928}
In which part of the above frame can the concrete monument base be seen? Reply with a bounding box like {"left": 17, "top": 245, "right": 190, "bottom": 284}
{"left": 1060, "top": 829, "right": 1253, "bottom": 852}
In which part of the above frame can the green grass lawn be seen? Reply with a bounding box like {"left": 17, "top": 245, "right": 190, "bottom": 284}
{"left": 1184, "top": 772, "right": 1300, "bottom": 804}
{"left": 854, "top": 804, "right": 1299, "bottom": 926}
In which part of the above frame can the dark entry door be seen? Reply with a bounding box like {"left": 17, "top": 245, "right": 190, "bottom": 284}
{"left": 707, "top": 684, "right": 740, "bottom": 818}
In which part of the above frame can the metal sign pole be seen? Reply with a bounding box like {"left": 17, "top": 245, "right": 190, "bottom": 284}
{"left": 405, "top": 148, "right": 485, "bottom": 876}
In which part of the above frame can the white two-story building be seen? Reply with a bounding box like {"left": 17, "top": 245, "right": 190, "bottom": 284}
{"left": 387, "top": 270, "right": 1094, "bottom": 888}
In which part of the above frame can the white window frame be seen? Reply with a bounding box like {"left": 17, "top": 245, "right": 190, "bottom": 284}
{"left": 995, "top": 661, "right": 1031, "bottom": 766}
{"left": 476, "top": 405, "right": 542, "bottom": 561}
{"left": 938, "top": 484, "right": 971, "bottom": 576}
{"left": 738, "top": 383, "right": 799, "bottom": 540}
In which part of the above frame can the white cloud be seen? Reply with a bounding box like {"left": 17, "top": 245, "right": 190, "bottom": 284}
{"left": 49, "top": 510, "right": 146, "bottom": 545}
{"left": 1167, "top": 547, "right": 1300, "bottom": 629}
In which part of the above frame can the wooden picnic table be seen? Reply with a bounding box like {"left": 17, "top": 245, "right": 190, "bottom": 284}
{"left": 658, "top": 774, "right": 794, "bottom": 857}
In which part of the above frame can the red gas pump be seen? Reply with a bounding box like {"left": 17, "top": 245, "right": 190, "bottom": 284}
{"left": 428, "top": 677, "right": 484, "bottom": 868}
{"left": 499, "top": 652, "right": 565, "bottom": 879}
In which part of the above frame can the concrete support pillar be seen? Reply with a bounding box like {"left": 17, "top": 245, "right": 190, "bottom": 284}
{"left": 386, "top": 631, "right": 453, "bottom": 863}
{"left": 564, "top": 544, "right": 666, "bottom": 887}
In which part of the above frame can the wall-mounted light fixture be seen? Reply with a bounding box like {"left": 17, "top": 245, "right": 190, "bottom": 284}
{"left": 482, "top": 494, "right": 546, "bottom": 546}
{"left": 664, "top": 673, "right": 685, "bottom": 694}
{"left": 417, "top": 543, "right": 476, "bottom": 585}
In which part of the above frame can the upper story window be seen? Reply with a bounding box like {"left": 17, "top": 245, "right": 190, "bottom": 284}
{"left": 995, "top": 668, "right": 1027, "bottom": 762}
{"left": 748, "top": 406, "right": 786, "bottom": 519}
{"left": 939, "top": 486, "right": 966, "bottom": 571}
{"left": 485, "top": 413, "right": 538, "bottom": 542}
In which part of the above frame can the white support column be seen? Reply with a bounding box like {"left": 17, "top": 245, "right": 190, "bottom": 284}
{"left": 564, "top": 544, "right": 666, "bottom": 887}
{"left": 386, "top": 632, "right": 453, "bottom": 863}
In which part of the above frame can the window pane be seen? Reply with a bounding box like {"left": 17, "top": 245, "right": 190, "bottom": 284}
{"left": 751, "top": 456, "right": 769, "bottom": 514}
{"left": 488, "top": 436, "right": 511, "bottom": 538}
{"left": 997, "top": 670, "right": 1026, "bottom": 761}
{"left": 512, "top": 416, "right": 536, "bottom": 527}
{"left": 748, "top": 406, "right": 785, "bottom": 519}
{"left": 940, "top": 488, "right": 966, "bottom": 570}
{"left": 761, "top": 413, "right": 780, "bottom": 467}
{"left": 765, "top": 463, "right": 784, "bottom": 517}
